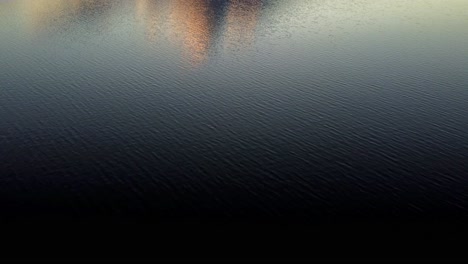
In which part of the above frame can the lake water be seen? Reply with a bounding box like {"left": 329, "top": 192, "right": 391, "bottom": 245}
{"left": 1, "top": 0, "right": 468, "bottom": 222}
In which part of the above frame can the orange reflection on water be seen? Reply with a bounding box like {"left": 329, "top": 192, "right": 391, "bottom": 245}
{"left": 15, "top": 0, "right": 264, "bottom": 67}
{"left": 169, "top": 0, "right": 213, "bottom": 67}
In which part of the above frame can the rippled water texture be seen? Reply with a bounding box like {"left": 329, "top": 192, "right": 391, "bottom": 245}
{"left": 1, "top": 0, "right": 468, "bottom": 220}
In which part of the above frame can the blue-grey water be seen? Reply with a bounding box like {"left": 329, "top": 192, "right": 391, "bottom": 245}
{"left": 1, "top": 0, "right": 468, "bottom": 221}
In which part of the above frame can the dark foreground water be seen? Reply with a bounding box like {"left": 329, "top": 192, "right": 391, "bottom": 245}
{"left": 1, "top": 0, "right": 468, "bottom": 223}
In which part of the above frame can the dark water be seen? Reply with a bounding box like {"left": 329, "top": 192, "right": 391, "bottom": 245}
{"left": 1, "top": 0, "right": 468, "bottom": 222}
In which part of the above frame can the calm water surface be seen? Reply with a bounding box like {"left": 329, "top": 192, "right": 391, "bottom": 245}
{"left": 1, "top": 0, "right": 468, "bottom": 220}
